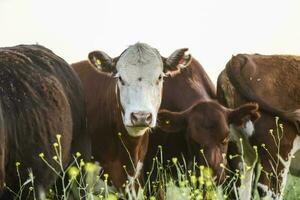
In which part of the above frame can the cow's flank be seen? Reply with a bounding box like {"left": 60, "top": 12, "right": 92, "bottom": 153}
{"left": 0, "top": 45, "right": 88, "bottom": 199}
{"left": 217, "top": 54, "right": 300, "bottom": 200}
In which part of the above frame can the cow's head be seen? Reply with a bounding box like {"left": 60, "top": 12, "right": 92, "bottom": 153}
{"left": 88, "top": 43, "right": 191, "bottom": 137}
{"left": 157, "top": 101, "right": 260, "bottom": 183}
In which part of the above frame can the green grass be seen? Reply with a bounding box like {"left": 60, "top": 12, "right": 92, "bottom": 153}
{"left": 283, "top": 174, "right": 300, "bottom": 200}
{"left": 6, "top": 146, "right": 300, "bottom": 200}
{"left": 6, "top": 117, "right": 300, "bottom": 200}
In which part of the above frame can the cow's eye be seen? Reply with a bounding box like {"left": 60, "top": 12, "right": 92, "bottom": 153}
{"left": 158, "top": 74, "right": 163, "bottom": 81}
{"left": 221, "top": 136, "right": 230, "bottom": 145}
{"left": 156, "top": 74, "right": 163, "bottom": 85}
{"left": 118, "top": 76, "right": 125, "bottom": 86}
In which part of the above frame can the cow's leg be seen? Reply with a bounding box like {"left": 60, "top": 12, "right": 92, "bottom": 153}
{"left": 256, "top": 149, "right": 282, "bottom": 199}
{"left": 257, "top": 135, "right": 300, "bottom": 200}
{"left": 256, "top": 148, "right": 284, "bottom": 199}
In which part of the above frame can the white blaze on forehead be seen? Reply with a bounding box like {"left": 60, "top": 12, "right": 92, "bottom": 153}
{"left": 116, "top": 43, "right": 163, "bottom": 81}
{"left": 116, "top": 43, "right": 164, "bottom": 135}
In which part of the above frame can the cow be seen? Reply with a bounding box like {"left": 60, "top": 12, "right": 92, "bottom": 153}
{"left": 144, "top": 56, "right": 260, "bottom": 189}
{"left": 217, "top": 54, "right": 300, "bottom": 200}
{"left": 0, "top": 44, "right": 89, "bottom": 199}
{"left": 71, "top": 43, "right": 193, "bottom": 190}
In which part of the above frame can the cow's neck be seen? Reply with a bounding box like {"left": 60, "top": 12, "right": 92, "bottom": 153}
{"left": 118, "top": 131, "right": 149, "bottom": 175}
{"left": 97, "top": 80, "right": 149, "bottom": 185}
{"left": 104, "top": 129, "right": 149, "bottom": 189}
{"left": 114, "top": 83, "right": 149, "bottom": 165}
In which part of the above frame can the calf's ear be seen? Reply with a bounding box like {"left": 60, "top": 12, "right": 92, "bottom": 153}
{"left": 163, "top": 48, "right": 192, "bottom": 74}
{"left": 228, "top": 103, "right": 260, "bottom": 128}
{"left": 88, "top": 51, "right": 117, "bottom": 74}
{"left": 157, "top": 110, "right": 187, "bottom": 133}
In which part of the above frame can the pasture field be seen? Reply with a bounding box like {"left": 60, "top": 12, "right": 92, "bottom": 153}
{"left": 8, "top": 135, "right": 300, "bottom": 200}
{"left": 283, "top": 175, "right": 300, "bottom": 200}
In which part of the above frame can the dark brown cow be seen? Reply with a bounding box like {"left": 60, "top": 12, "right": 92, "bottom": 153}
{"left": 71, "top": 43, "right": 192, "bottom": 189}
{"left": 145, "top": 57, "right": 260, "bottom": 186}
{"left": 0, "top": 45, "right": 89, "bottom": 199}
{"left": 217, "top": 54, "right": 300, "bottom": 199}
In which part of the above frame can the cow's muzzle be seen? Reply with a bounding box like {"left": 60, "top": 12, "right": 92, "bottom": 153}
{"left": 130, "top": 111, "right": 152, "bottom": 127}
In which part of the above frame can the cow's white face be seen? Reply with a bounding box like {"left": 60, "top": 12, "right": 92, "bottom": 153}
{"left": 115, "top": 47, "right": 164, "bottom": 136}
{"left": 88, "top": 43, "right": 191, "bottom": 137}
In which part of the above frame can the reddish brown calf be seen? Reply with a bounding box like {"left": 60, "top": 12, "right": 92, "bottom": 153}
{"left": 157, "top": 101, "right": 259, "bottom": 183}
{"left": 145, "top": 56, "right": 260, "bottom": 188}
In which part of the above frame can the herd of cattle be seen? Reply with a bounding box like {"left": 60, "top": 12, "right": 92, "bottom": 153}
{"left": 0, "top": 43, "right": 299, "bottom": 200}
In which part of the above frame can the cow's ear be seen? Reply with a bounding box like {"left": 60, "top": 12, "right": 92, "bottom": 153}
{"left": 163, "top": 48, "right": 192, "bottom": 73}
{"left": 157, "top": 110, "right": 187, "bottom": 133}
{"left": 228, "top": 103, "right": 260, "bottom": 128}
{"left": 88, "top": 51, "right": 117, "bottom": 74}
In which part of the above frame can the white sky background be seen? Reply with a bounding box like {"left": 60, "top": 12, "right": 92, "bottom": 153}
{"left": 1, "top": 0, "right": 300, "bottom": 83}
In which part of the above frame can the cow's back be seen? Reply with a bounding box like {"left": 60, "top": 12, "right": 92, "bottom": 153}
{"left": 217, "top": 54, "right": 300, "bottom": 199}
{"left": 16, "top": 45, "right": 90, "bottom": 159}
{"left": 161, "top": 58, "right": 216, "bottom": 111}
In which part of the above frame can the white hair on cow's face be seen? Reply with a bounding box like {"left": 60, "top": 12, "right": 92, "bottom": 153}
{"left": 241, "top": 120, "right": 255, "bottom": 137}
{"left": 119, "top": 43, "right": 162, "bottom": 66}
{"left": 115, "top": 43, "right": 164, "bottom": 137}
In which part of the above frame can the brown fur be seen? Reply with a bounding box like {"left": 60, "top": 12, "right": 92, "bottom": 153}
{"left": 72, "top": 45, "right": 192, "bottom": 190}
{"left": 145, "top": 58, "right": 259, "bottom": 186}
{"left": 217, "top": 54, "right": 300, "bottom": 198}
{"left": 72, "top": 61, "right": 149, "bottom": 189}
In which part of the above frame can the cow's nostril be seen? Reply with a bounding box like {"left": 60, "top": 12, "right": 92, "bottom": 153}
{"left": 131, "top": 113, "right": 138, "bottom": 124}
{"left": 145, "top": 113, "right": 152, "bottom": 125}
{"left": 130, "top": 112, "right": 152, "bottom": 126}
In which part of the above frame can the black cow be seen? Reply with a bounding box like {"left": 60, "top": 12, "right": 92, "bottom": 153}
{"left": 0, "top": 45, "right": 89, "bottom": 199}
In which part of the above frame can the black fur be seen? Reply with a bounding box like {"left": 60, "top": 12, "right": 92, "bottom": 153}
{"left": 0, "top": 45, "right": 90, "bottom": 199}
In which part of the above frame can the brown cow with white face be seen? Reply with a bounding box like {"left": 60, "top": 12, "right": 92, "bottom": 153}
{"left": 72, "top": 43, "right": 192, "bottom": 189}
{"left": 217, "top": 54, "right": 300, "bottom": 200}
{"left": 145, "top": 57, "right": 260, "bottom": 187}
